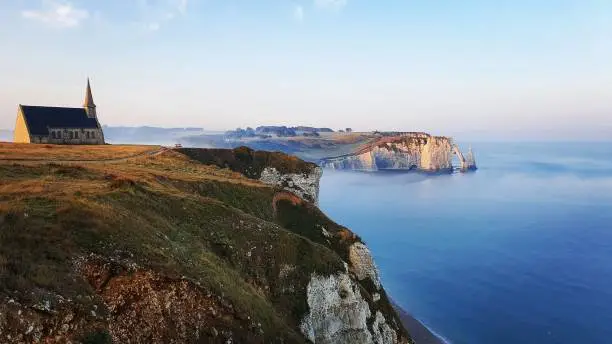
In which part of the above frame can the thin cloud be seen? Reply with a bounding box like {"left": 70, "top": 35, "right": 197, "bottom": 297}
{"left": 22, "top": 0, "right": 89, "bottom": 28}
{"left": 138, "top": 0, "right": 190, "bottom": 32}
{"left": 177, "top": 0, "right": 188, "bottom": 15}
{"left": 315, "top": 0, "right": 348, "bottom": 10}
{"left": 293, "top": 5, "right": 304, "bottom": 22}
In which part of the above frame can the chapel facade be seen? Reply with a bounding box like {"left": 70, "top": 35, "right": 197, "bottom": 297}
{"left": 14, "top": 79, "right": 105, "bottom": 144}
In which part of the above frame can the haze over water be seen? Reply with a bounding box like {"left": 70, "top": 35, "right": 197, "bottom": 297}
{"left": 319, "top": 142, "right": 612, "bottom": 344}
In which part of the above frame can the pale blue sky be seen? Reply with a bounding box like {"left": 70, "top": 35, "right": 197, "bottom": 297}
{"left": 0, "top": 0, "right": 610, "bottom": 140}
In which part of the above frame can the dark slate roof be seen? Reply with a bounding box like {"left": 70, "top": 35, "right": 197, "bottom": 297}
{"left": 19, "top": 105, "right": 100, "bottom": 136}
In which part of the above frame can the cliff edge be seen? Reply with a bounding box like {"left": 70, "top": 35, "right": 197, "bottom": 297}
{"left": 0, "top": 143, "right": 412, "bottom": 344}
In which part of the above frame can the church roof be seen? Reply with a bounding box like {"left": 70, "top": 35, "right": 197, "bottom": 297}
{"left": 19, "top": 105, "right": 100, "bottom": 136}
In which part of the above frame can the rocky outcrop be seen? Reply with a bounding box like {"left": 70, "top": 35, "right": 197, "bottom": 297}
{"left": 300, "top": 271, "right": 372, "bottom": 343}
{"left": 0, "top": 255, "right": 271, "bottom": 344}
{"left": 260, "top": 166, "right": 323, "bottom": 204}
{"left": 464, "top": 146, "right": 477, "bottom": 171}
{"left": 300, "top": 267, "right": 408, "bottom": 344}
{"left": 372, "top": 311, "right": 399, "bottom": 344}
{"left": 321, "top": 133, "right": 476, "bottom": 173}
{"left": 349, "top": 243, "right": 381, "bottom": 289}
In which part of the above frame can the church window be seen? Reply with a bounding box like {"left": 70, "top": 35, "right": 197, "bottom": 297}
{"left": 51, "top": 131, "right": 55, "bottom": 139}
{"left": 69, "top": 132, "right": 73, "bottom": 139}
{"left": 75, "top": 132, "right": 79, "bottom": 139}
{"left": 86, "top": 131, "right": 90, "bottom": 139}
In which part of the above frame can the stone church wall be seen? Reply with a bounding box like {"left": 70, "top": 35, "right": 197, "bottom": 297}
{"left": 31, "top": 128, "right": 105, "bottom": 145}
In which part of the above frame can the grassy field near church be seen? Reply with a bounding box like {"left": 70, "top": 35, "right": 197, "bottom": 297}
{"left": 0, "top": 142, "right": 161, "bottom": 161}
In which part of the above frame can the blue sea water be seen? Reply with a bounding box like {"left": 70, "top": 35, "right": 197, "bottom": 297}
{"left": 318, "top": 142, "right": 612, "bottom": 344}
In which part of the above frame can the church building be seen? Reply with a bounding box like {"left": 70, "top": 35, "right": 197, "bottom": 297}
{"left": 14, "top": 79, "right": 105, "bottom": 144}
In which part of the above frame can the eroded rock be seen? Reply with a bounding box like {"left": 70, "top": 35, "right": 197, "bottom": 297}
{"left": 300, "top": 272, "right": 372, "bottom": 344}
{"left": 259, "top": 166, "right": 323, "bottom": 204}
{"left": 300, "top": 270, "right": 407, "bottom": 344}
{"left": 349, "top": 243, "right": 382, "bottom": 290}
{"left": 372, "top": 311, "right": 398, "bottom": 344}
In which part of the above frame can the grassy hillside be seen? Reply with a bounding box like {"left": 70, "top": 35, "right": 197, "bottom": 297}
{"left": 0, "top": 144, "right": 410, "bottom": 343}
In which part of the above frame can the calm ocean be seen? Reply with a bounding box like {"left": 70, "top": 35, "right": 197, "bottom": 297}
{"left": 319, "top": 142, "right": 612, "bottom": 344}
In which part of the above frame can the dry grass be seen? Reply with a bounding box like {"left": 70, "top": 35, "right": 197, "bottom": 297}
{"left": 326, "top": 132, "right": 375, "bottom": 145}
{"left": 0, "top": 144, "right": 266, "bottom": 199}
{"left": 0, "top": 143, "right": 160, "bottom": 161}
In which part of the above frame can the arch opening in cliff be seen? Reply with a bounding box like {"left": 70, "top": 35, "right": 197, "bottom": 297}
{"left": 452, "top": 144, "right": 477, "bottom": 172}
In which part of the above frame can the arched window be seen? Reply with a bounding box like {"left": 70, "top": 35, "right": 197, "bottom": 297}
{"left": 69, "top": 132, "right": 73, "bottom": 139}
{"left": 75, "top": 131, "right": 79, "bottom": 139}
{"left": 50, "top": 131, "right": 55, "bottom": 139}
{"left": 86, "top": 131, "right": 90, "bottom": 139}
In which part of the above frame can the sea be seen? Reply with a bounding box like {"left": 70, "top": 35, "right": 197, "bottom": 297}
{"left": 318, "top": 142, "right": 612, "bottom": 344}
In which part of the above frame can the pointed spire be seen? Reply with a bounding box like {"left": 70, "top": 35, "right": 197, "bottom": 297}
{"left": 84, "top": 77, "right": 95, "bottom": 108}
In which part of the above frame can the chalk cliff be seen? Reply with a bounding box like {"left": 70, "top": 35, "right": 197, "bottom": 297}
{"left": 299, "top": 244, "right": 405, "bottom": 344}
{"left": 321, "top": 133, "right": 475, "bottom": 173}
{"left": 273, "top": 192, "right": 412, "bottom": 344}
{"left": 260, "top": 166, "right": 323, "bottom": 205}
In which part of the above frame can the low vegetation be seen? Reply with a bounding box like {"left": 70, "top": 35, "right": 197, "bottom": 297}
{"left": 0, "top": 143, "right": 409, "bottom": 343}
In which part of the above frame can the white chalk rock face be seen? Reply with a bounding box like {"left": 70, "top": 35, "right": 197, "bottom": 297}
{"left": 348, "top": 243, "right": 382, "bottom": 290}
{"left": 300, "top": 272, "right": 372, "bottom": 344}
{"left": 372, "top": 311, "right": 398, "bottom": 344}
{"left": 300, "top": 272, "right": 402, "bottom": 344}
{"left": 418, "top": 136, "right": 453, "bottom": 171}
{"left": 259, "top": 166, "right": 323, "bottom": 204}
{"left": 321, "top": 134, "right": 461, "bottom": 172}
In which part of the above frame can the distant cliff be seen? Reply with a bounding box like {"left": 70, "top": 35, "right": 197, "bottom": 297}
{"left": 181, "top": 130, "right": 476, "bottom": 172}
{"left": 0, "top": 143, "right": 412, "bottom": 344}
{"left": 321, "top": 133, "right": 476, "bottom": 173}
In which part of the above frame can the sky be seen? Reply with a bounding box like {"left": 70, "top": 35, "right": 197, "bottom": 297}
{"left": 0, "top": 0, "right": 611, "bottom": 141}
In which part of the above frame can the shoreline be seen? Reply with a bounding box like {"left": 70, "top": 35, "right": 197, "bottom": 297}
{"left": 391, "top": 300, "right": 449, "bottom": 344}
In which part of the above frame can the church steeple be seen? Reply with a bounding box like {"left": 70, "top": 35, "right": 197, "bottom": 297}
{"left": 84, "top": 78, "right": 97, "bottom": 118}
